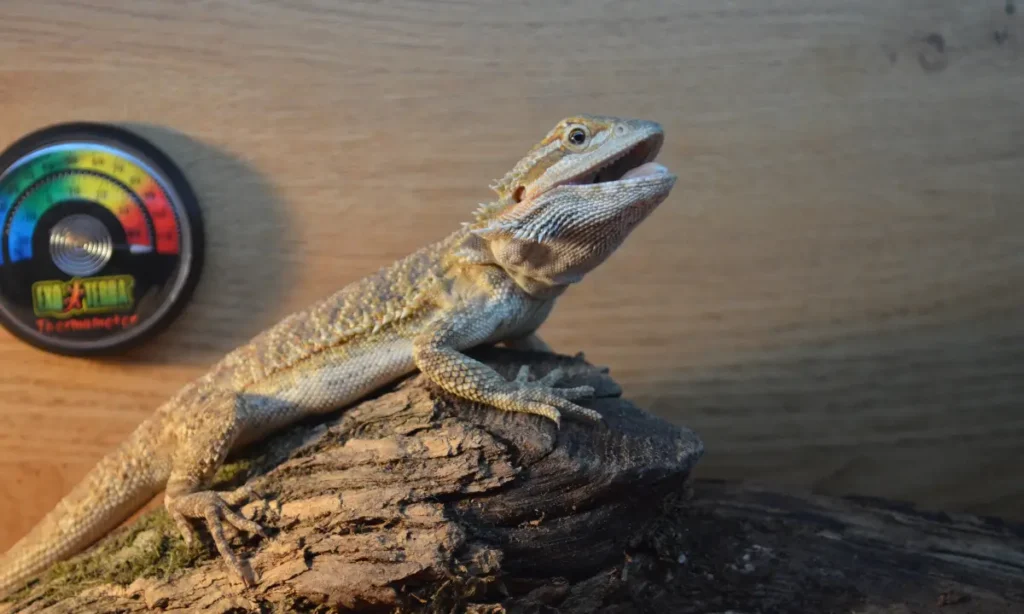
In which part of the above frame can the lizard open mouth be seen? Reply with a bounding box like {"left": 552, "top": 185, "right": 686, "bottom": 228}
{"left": 516, "top": 128, "right": 672, "bottom": 203}
{"left": 562, "top": 131, "right": 669, "bottom": 187}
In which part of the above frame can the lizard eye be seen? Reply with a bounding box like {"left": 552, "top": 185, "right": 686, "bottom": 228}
{"left": 565, "top": 126, "right": 589, "bottom": 149}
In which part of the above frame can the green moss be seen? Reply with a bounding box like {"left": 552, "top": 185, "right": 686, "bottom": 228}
{"left": 4, "top": 507, "right": 209, "bottom": 606}
{"left": 2, "top": 458, "right": 260, "bottom": 607}
{"left": 212, "top": 457, "right": 254, "bottom": 490}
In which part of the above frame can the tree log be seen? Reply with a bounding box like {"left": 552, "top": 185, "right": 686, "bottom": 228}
{"left": 3, "top": 348, "right": 1022, "bottom": 613}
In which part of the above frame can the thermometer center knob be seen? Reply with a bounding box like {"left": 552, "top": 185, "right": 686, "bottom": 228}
{"left": 49, "top": 213, "right": 113, "bottom": 277}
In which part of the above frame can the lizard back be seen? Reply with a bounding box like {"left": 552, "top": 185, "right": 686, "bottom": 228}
{"left": 204, "top": 229, "right": 466, "bottom": 392}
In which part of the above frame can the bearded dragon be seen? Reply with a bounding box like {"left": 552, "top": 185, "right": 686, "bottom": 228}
{"left": 0, "top": 115, "right": 676, "bottom": 596}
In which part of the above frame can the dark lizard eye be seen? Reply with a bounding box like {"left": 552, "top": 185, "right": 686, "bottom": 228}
{"left": 566, "top": 127, "right": 588, "bottom": 147}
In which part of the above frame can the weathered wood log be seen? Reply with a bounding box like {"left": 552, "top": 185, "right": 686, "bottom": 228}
{"left": 4, "top": 348, "right": 1023, "bottom": 614}
{"left": 1, "top": 348, "right": 702, "bottom": 613}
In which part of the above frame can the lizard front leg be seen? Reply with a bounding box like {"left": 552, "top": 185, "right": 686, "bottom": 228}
{"left": 412, "top": 311, "right": 602, "bottom": 426}
{"left": 163, "top": 389, "right": 266, "bottom": 585}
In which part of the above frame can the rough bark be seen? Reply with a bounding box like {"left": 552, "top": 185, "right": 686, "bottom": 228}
{"left": 4, "top": 348, "right": 1023, "bottom": 614}
{"left": 2, "top": 348, "right": 702, "bottom": 613}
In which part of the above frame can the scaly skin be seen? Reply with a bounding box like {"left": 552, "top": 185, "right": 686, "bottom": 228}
{"left": 0, "top": 115, "right": 676, "bottom": 596}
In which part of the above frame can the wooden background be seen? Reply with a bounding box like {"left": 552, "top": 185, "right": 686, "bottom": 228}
{"left": 1, "top": 0, "right": 1022, "bottom": 552}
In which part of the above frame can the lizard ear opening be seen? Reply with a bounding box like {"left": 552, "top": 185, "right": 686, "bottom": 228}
{"left": 470, "top": 193, "right": 543, "bottom": 241}
{"left": 512, "top": 185, "right": 525, "bottom": 203}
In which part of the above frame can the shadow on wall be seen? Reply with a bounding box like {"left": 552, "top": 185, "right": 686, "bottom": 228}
{"left": 109, "top": 122, "right": 294, "bottom": 366}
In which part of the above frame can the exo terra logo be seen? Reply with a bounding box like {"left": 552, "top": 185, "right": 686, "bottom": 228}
{"left": 32, "top": 275, "right": 135, "bottom": 318}
{"left": 32, "top": 275, "right": 140, "bottom": 335}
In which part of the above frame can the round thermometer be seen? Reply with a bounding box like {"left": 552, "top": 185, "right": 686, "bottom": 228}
{"left": 0, "top": 123, "right": 204, "bottom": 355}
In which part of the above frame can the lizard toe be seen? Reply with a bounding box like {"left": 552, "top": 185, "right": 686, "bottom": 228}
{"left": 558, "top": 402, "right": 604, "bottom": 424}
{"left": 219, "top": 484, "right": 258, "bottom": 507}
{"left": 517, "top": 402, "right": 563, "bottom": 427}
{"left": 169, "top": 509, "right": 197, "bottom": 547}
{"left": 512, "top": 365, "right": 576, "bottom": 389}
{"left": 498, "top": 384, "right": 603, "bottom": 427}
{"left": 547, "top": 384, "right": 595, "bottom": 402}
{"left": 542, "top": 393, "right": 603, "bottom": 424}
{"left": 535, "top": 367, "right": 568, "bottom": 387}
{"left": 166, "top": 490, "right": 264, "bottom": 587}
{"left": 219, "top": 502, "right": 267, "bottom": 539}
{"left": 513, "top": 364, "right": 532, "bottom": 385}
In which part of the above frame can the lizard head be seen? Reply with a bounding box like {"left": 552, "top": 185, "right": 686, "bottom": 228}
{"left": 465, "top": 115, "right": 676, "bottom": 293}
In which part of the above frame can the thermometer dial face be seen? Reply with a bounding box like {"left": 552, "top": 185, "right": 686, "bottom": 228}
{"left": 0, "top": 123, "right": 204, "bottom": 355}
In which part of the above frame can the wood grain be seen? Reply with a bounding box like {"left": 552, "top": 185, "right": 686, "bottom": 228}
{"left": 0, "top": 0, "right": 1022, "bottom": 552}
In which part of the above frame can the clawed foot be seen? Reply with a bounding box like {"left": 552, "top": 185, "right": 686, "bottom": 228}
{"left": 501, "top": 364, "right": 602, "bottom": 426}
{"left": 166, "top": 486, "right": 267, "bottom": 586}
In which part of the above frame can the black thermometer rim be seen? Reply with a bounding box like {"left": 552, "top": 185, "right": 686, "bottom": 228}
{"left": 0, "top": 122, "right": 205, "bottom": 356}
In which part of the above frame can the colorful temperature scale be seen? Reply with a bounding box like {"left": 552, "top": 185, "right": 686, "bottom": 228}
{"left": 0, "top": 123, "right": 204, "bottom": 355}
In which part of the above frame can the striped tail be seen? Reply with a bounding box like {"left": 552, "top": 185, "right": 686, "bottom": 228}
{"left": 0, "top": 429, "right": 166, "bottom": 598}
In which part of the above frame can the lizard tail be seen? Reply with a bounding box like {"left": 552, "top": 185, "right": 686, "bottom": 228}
{"left": 0, "top": 425, "right": 167, "bottom": 598}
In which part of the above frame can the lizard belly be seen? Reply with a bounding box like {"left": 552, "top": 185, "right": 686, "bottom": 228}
{"left": 233, "top": 335, "right": 416, "bottom": 446}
